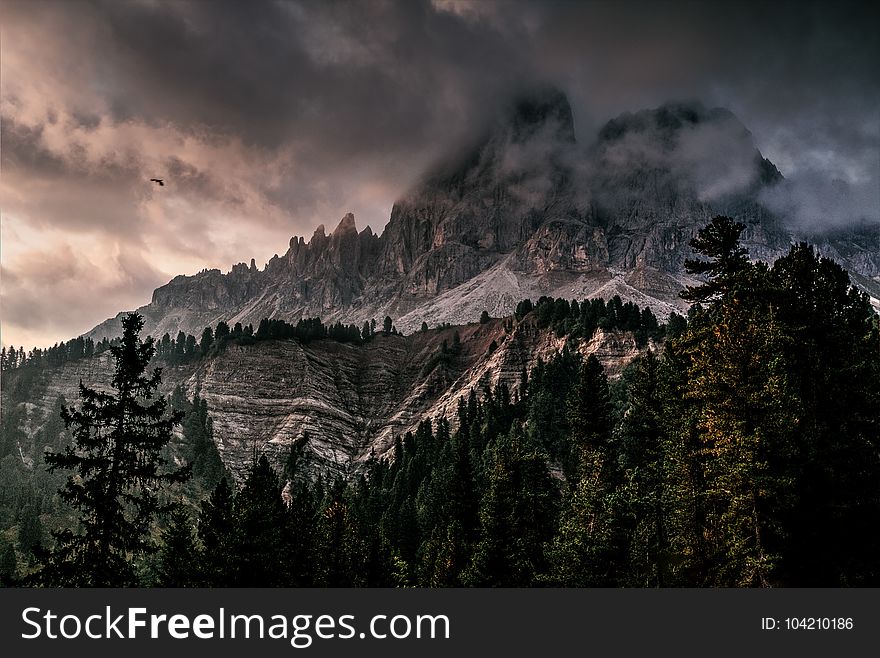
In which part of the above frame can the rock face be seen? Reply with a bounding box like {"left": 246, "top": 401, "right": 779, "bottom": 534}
{"left": 14, "top": 318, "right": 646, "bottom": 481}
{"left": 15, "top": 90, "right": 880, "bottom": 482}
{"left": 85, "top": 91, "right": 880, "bottom": 342}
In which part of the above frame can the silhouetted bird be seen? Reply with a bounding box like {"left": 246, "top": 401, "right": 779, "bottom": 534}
{"left": 150, "top": 178, "right": 164, "bottom": 186}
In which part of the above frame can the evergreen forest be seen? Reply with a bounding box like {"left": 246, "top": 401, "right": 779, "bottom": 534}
{"left": 2, "top": 218, "right": 878, "bottom": 587}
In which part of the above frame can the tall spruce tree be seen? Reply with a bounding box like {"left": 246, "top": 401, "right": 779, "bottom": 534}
{"left": 682, "top": 266, "right": 799, "bottom": 586}
{"left": 230, "top": 455, "right": 290, "bottom": 586}
{"left": 669, "top": 224, "right": 803, "bottom": 586}
{"left": 617, "top": 351, "right": 668, "bottom": 586}
{"left": 464, "top": 428, "right": 558, "bottom": 587}
{"left": 36, "top": 313, "right": 189, "bottom": 586}
{"left": 680, "top": 216, "right": 750, "bottom": 304}
{"left": 566, "top": 354, "right": 613, "bottom": 483}
{"left": 197, "top": 477, "right": 235, "bottom": 586}
{"left": 547, "top": 355, "right": 622, "bottom": 585}
{"left": 156, "top": 504, "right": 200, "bottom": 587}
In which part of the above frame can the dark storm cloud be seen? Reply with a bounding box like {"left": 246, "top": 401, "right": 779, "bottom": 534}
{"left": 9, "top": 0, "right": 537, "bottom": 159}
{"left": 4, "top": 0, "right": 877, "bottom": 208}
{"left": 1, "top": 0, "right": 877, "bottom": 347}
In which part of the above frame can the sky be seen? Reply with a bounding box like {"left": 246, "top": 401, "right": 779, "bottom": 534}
{"left": 1, "top": 0, "right": 878, "bottom": 349}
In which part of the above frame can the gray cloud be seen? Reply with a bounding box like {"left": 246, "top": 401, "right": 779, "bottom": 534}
{"left": 1, "top": 0, "right": 877, "bottom": 347}
{"left": 761, "top": 173, "right": 880, "bottom": 231}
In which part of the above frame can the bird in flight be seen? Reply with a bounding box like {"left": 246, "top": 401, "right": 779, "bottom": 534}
{"left": 150, "top": 178, "right": 165, "bottom": 186}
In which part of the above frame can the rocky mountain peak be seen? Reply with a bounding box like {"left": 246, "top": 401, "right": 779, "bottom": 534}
{"left": 334, "top": 212, "right": 357, "bottom": 235}
{"left": 83, "top": 91, "right": 880, "bottom": 345}
{"left": 417, "top": 86, "right": 576, "bottom": 192}
{"left": 506, "top": 86, "right": 576, "bottom": 145}
{"left": 591, "top": 100, "right": 787, "bottom": 242}
{"left": 597, "top": 101, "right": 734, "bottom": 144}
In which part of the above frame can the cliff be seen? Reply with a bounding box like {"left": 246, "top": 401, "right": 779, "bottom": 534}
{"left": 10, "top": 316, "right": 648, "bottom": 481}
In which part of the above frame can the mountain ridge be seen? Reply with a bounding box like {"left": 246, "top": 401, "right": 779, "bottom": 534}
{"left": 15, "top": 315, "right": 651, "bottom": 480}
{"left": 84, "top": 92, "right": 880, "bottom": 342}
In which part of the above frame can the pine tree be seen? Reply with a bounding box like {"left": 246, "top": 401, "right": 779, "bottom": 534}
{"left": 670, "top": 225, "right": 802, "bottom": 586}
{"left": 656, "top": 336, "right": 710, "bottom": 585}
{"left": 0, "top": 543, "right": 17, "bottom": 586}
{"left": 316, "top": 493, "right": 367, "bottom": 587}
{"left": 545, "top": 466, "right": 617, "bottom": 586}
{"left": 464, "top": 428, "right": 558, "bottom": 586}
{"left": 199, "top": 327, "right": 214, "bottom": 356}
{"left": 197, "top": 477, "right": 235, "bottom": 586}
{"left": 230, "top": 455, "right": 289, "bottom": 586}
{"left": 156, "top": 505, "right": 200, "bottom": 587}
{"left": 680, "top": 216, "right": 750, "bottom": 304}
{"left": 284, "top": 478, "right": 319, "bottom": 587}
{"left": 771, "top": 243, "right": 880, "bottom": 584}
{"left": 682, "top": 267, "right": 798, "bottom": 586}
{"left": 183, "top": 389, "right": 225, "bottom": 489}
{"left": 617, "top": 351, "right": 668, "bottom": 586}
{"left": 214, "top": 321, "right": 230, "bottom": 343}
{"left": 566, "top": 355, "right": 613, "bottom": 482}
{"left": 36, "top": 313, "right": 190, "bottom": 586}
{"left": 547, "top": 354, "right": 624, "bottom": 585}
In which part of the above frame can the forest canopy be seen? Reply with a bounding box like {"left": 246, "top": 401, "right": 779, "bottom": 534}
{"left": 2, "top": 217, "right": 878, "bottom": 587}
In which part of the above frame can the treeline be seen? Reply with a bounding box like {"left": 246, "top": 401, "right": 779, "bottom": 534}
{"left": 154, "top": 316, "right": 398, "bottom": 364}
{"left": 516, "top": 295, "right": 686, "bottom": 347}
{"left": 0, "top": 337, "right": 117, "bottom": 372}
{"left": 1, "top": 317, "right": 394, "bottom": 373}
{"left": 1, "top": 294, "right": 675, "bottom": 375}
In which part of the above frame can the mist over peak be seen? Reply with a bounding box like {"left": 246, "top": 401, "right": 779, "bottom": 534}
{"left": 506, "top": 86, "right": 576, "bottom": 145}
{"left": 760, "top": 171, "right": 880, "bottom": 232}
{"left": 597, "top": 101, "right": 737, "bottom": 144}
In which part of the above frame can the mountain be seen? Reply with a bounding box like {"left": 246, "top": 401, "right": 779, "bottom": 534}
{"left": 11, "top": 317, "right": 648, "bottom": 480}
{"left": 85, "top": 90, "right": 880, "bottom": 338}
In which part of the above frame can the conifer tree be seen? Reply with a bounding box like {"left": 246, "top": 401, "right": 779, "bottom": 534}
{"left": 36, "top": 313, "right": 189, "bottom": 586}
{"left": 681, "top": 266, "right": 799, "bottom": 586}
{"left": 465, "top": 428, "right": 557, "bottom": 586}
{"left": 197, "top": 477, "right": 235, "bottom": 586}
{"left": 0, "top": 543, "right": 17, "bottom": 586}
{"left": 545, "top": 466, "right": 616, "bottom": 586}
{"left": 200, "top": 327, "right": 214, "bottom": 356}
{"left": 156, "top": 505, "right": 200, "bottom": 587}
{"left": 566, "top": 355, "right": 613, "bottom": 482}
{"left": 230, "top": 455, "right": 289, "bottom": 586}
{"left": 316, "top": 492, "right": 367, "bottom": 587}
{"left": 617, "top": 351, "right": 668, "bottom": 586}
{"left": 680, "top": 216, "right": 750, "bottom": 304}
{"left": 547, "top": 354, "right": 624, "bottom": 585}
{"left": 771, "top": 243, "right": 880, "bottom": 584}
